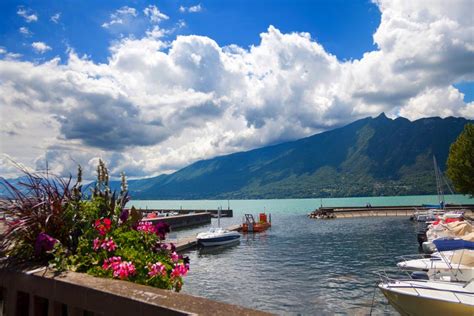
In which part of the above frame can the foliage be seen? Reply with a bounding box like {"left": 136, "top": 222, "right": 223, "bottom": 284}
{"left": 0, "top": 160, "right": 189, "bottom": 292}
{"left": 447, "top": 123, "right": 474, "bottom": 196}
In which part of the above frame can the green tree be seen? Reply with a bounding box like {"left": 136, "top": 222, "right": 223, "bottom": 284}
{"left": 447, "top": 123, "right": 474, "bottom": 196}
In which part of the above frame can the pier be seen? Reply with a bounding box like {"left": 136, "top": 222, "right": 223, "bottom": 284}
{"left": 140, "top": 208, "right": 233, "bottom": 218}
{"left": 314, "top": 205, "right": 474, "bottom": 218}
{"left": 142, "top": 212, "right": 213, "bottom": 229}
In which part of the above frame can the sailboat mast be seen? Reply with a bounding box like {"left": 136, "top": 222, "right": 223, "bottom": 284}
{"left": 433, "top": 156, "right": 445, "bottom": 209}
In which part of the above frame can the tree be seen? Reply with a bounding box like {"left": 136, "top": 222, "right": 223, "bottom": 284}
{"left": 447, "top": 123, "right": 474, "bottom": 196}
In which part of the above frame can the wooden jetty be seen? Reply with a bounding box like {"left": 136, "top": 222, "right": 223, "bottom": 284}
{"left": 314, "top": 205, "right": 474, "bottom": 218}
{"left": 173, "top": 224, "right": 241, "bottom": 252}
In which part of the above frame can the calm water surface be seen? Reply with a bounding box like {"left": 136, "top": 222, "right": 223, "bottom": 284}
{"left": 128, "top": 195, "right": 472, "bottom": 315}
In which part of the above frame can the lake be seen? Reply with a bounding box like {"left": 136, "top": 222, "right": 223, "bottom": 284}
{"left": 128, "top": 195, "right": 472, "bottom": 315}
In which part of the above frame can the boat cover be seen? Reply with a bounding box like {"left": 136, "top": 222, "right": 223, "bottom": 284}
{"left": 434, "top": 239, "right": 474, "bottom": 251}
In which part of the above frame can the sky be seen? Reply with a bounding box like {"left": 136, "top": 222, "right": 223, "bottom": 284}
{"left": 0, "top": 0, "right": 473, "bottom": 180}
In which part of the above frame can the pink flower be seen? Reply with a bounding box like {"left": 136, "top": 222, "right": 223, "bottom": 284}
{"left": 137, "top": 221, "right": 157, "bottom": 234}
{"left": 171, "top": 251, "right": 179, "bottom": 263}
{"left": 100, "top": 237, "right": 117, "bottom": 252}
{"left": 171, "top": 263, "right": 188, "bottom": 278}
{"left": 113, "top": 261, "right": 136, "bottom": 279}
{"left": 147, "top": 262, "right": 167, "bottom": 277}
{"left": 102, "top": 256, "right": 122, "bottom": 270}
{"left": 93, "top": 238, "right": 101, "bottom": 250}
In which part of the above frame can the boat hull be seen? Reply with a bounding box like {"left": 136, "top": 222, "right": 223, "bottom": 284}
{"left": 197, "top": 234, "right": 240, "bottom": 247}
{"left": 380, "top": 286, "right": 474, "bottom": 316}
{"left": 241, "top": 222, "right": 271, "bottom": 232}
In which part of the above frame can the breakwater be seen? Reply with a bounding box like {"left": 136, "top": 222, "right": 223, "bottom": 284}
{"left": 313, "top": 204, "right": 474, "bottom": 218}
{"left": 142, "top": 213, "right": 212, "bottom": 229}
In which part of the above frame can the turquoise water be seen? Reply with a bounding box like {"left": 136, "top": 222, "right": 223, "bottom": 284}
{"left": 127, "top": 195, "right": 472, "bottom": 315}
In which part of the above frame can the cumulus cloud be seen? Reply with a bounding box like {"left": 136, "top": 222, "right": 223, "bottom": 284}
{"left": 31, "top": 42, "right": 51, "bottom": 54}
{"left": 143, "top": 5, "right": 169, "bottom": 23}
{"left": 19, "top": 27, "right": 32, "bottom": 36}
{"left": 102, "top": 6, "right": 138, "bottom": 29}
{"left": 179, "top": 4, "right": 202, "bottom": 13}
{"left": 17, "top": 8, "right": 38, "bottom": 23}
{"left": 50, "top": 13, "right": 61, "bottom": 23}
{"left": 1, "top": 0, "right": 473, "bottom": 179}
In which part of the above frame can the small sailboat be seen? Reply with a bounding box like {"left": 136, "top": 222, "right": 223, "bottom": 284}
{"left": 196, "top": 207, "right": 240, "bottom": 247}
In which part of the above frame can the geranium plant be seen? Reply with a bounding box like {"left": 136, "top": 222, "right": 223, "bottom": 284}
{"left": 0, "top": 160, "right": 189, "bottom": 292}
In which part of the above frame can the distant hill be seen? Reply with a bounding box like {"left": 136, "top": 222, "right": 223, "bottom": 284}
{"left": 124, "top": 114, "right": 472, "bottom": 199}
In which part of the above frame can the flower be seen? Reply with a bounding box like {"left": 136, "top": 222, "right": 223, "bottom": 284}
{"left": 171, "top": 251, "right": 179, "bottom": 263}
{"left": 154, "top": 221, "right": 170, "bottom": 240}
{"left": 119, "top": 209, "right": 129, "bottom": 223}
{"left": 171, "top": 263, "right": 188, "bottom": 278}
{"left": 94, "top": 218, "right": 112, "bottom": 236}
{"left": 137, "top": 221, "right": 156, "bottom": 234}
{"left": 93, "top": 238, "right": 101, "bottom": 251}
{"left": 147, "top": 262, "right": 167, "bottom": 277}
{"left": 34, "top": 232, "right": 57, "bottom": 256}
{"left": 101, "top": 237, "right": 117, "bottom": 252}
{"left": 102, "top": 256, "right": 122, "bottom": 270}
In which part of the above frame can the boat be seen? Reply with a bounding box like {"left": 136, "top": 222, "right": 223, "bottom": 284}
{"left": 379, "top": 239, "right": 474, "bottom": 315}
{"left": 196, "top": 227, "right": 240, "bottom": 246}
{"left": 398, "top": 239, "right": 474, "bottom": 282}
{"left": 196, "top": 207, "right": 240, "bottom": 247}
{"left": 240, "top": 213, "right": 271, "bottom": 232}
{"left": 378, "top": 276, "right": 474, "bottom": 316}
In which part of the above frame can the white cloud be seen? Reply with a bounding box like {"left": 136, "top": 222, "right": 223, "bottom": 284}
{"left": 50, "top": 13, "right": 61, "bottom": 23}
{"left": 31, "top": 42, "right": 52, "bottom": 54}
{"left": 1, "top": 0, "right": 473, "bottom": 179}
{"left": 17, "top": 8, "right": 38, "bottom": 23}
{"left": 180, "top": 4, "right": 202, "bottom": 13}
{"left": 102, "top": 6, "right": 138, "bottom": 29}
{"left": 143, "top": 5, "right": 169, "bottom": 23}
{"left": 19, "top": 27, "right": 32, "bottom": 36}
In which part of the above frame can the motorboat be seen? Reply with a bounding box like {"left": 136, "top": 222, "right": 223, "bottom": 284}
{"left": 378, "top": 276, "right": 474, "bottom": 316}
{"left": 397, "top": 239, "right": 474, "bottom": 282}
{"left": 196, "top": 227, "right": 240, "bottom": 246}
{"left": 196, "top": 207, "right": 240, "bottom": 247}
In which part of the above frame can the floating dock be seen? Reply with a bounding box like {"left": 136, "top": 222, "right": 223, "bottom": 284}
{"left": 173, "top": 224, "right": 241, "bottom": 252}
{"left": 316, "top": 205, "right": 474, "bottom": 218}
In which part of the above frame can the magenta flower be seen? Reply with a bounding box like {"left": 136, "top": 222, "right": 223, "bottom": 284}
{"left": 147, "top": 262, "right": 167, "bottom": 277}
{"left": 102, "top": 256, "right": 122, "bottom": 270}
{"left": 113, "top": 261, "right": 136, "bottom": 279}
{"left": 171, "top": 263, "right": 188, "bottom": 278}
{"left": 137, "top": 221, "right": 157, "bottom": 234}
{"left": 154, "top": 221, "right": 170, "bottom": 240}
{"left": 34, "top": 232, "right": 57, "bottom": 256}
{"left": 100, "top": 237, "right": 117, "bottom": 252}
{"left": 171, "top": 251, "right": 179, "bottom": 263}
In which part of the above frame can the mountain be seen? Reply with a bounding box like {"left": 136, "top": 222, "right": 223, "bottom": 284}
{"left": 125, "top": 114, "right": 472, "bottom": 199}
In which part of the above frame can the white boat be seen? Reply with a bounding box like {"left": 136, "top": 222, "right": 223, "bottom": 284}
{"left": 378, "top": 277, "right": 474, "bottom": 316}
{"left": 397, "top": 239, "right": 474, "bottom": 282}
{"left": 196, "top": 207, "right": 240, "bottom": 247}
{"left": 196, "top": 227, "right": 240, "bottom": 246}
{"left": 381, "top": 239, "right": 474, "bottom": 315}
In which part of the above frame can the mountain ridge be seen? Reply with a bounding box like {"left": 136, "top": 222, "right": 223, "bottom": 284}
{"left": 125, "top": 114, "right": 471, "bottom": 199}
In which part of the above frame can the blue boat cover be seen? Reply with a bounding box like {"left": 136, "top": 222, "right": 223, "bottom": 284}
{"left": 433, "top": 239, "right": 474, "bottom": 251}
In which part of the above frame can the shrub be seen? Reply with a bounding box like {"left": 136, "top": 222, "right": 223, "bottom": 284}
{"left": 0, "top": 160, "right": 189, "bottom": 292}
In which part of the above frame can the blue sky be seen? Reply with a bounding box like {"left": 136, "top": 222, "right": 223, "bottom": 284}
{"left": 0, "top": 0, "right": 473, "bottom": 178}
{"left": 1, "top": 1, "right": 380, "bottom": 62}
